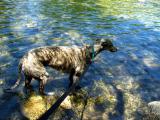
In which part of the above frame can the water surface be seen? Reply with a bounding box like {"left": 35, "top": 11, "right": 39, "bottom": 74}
{"left": 0, "top": 0, "right": 160, "bottom": 119}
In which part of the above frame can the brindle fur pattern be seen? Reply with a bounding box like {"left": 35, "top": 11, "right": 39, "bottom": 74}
{"left": 8, "top": 39, "right": 117, "bottom": 95}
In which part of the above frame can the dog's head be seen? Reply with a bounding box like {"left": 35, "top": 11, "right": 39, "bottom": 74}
{"left": 99, "top": 38, "right": 118, "bottom": 52}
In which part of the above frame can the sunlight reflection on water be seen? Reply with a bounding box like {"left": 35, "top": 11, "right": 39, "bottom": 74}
{"left": 0, "top": 0, "right": 160, "bottom": 119}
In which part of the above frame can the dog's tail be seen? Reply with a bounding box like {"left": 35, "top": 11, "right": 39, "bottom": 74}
{"left": 4, "top": 60, "right": 23, "bottom": 93}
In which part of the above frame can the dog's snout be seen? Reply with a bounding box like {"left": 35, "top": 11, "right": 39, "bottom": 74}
{"left": 111, "top": 46, "right": 118, "bottom": 52}
{"left": 114, "top": 47, "right": 118, "bottom": 51}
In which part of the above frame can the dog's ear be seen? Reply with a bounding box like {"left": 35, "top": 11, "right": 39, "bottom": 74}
{"left": 94, "top": 38, "right": 101, "bottom": 44}
{"left": 84, "top": 44, "right": 90, "bottom": 48}
{"left": 101, "top": 38, "right": 113, "bottom": 46}
{"left": 103, "top": 38, "right": 113, "bottom": 42}
{"left": 95, "top": 38, "right": 101, "bottom": 42}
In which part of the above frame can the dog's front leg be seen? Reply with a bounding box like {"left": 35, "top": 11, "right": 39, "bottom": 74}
{"left": 73, "top": 74, "right": 80, "bottom": 86}
{"left": 39, "top": 80, "right": 45, "bottom": 95}
{"left": 69, "top": 72, "right": 81, "bottom": 91}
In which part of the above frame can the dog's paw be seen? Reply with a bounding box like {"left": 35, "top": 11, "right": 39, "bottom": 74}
{"left": 3, "top": 88, "right": 17, "bottom": 93}
{"left": 75, "top": 85, "right": 82, "bottom": 91}
{"left": 42, "top": 92, "right": 55, "bottom": 96}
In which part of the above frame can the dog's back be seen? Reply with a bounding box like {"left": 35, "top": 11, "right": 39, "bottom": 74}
{"left": 21, "top": 46, "right": 88, "bottom": 79}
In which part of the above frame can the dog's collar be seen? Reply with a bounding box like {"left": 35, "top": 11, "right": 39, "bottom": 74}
{"left": 91, "top": 45, "right": 95, "bottom": 62}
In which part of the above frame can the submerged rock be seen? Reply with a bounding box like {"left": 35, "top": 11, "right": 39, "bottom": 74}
{"left": 21, "top": 95, "right": 47, "bottom": 120}
{"left": 69, "top": 81, "right": 117, "bottom": 120}
{"left": 21, "top": 92, "right": 72, "bottom": 120}
{"left": 19, "top": 79, "right": 159, "bottom": 120}
{"left": 148, "top": 101, "right": 160, "bottom": 119}
{"left": 60, "top": 96, "right": 72, "bottom": 109}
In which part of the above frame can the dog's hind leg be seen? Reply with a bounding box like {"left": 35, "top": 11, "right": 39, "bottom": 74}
{"left": 24, "top": 76, "right": 33, "bottom": 94}
{"left": 39, "top": 75, "right": 48, "bottom": 95}
{"left": 25, "top": 76, "right": 31, "bottom": 88}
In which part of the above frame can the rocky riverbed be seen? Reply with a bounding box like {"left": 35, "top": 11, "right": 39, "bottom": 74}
{"left": 1, "top": 0, "right": 160, "bottom": 119}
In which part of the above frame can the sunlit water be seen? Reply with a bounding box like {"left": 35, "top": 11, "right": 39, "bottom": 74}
{"left": 0, "top": 0, "right": 160, "bottom": 119}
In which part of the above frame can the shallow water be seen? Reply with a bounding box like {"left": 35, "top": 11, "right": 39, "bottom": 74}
{"left": 0, "top": 0, "right": 160, "bottom": 119}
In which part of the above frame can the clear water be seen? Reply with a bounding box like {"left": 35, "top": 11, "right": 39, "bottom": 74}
{"left": 0, "top": 0, "right": 160, "bottom": 119}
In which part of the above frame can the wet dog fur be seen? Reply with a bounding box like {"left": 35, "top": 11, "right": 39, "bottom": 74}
{"left": 5, "top": 38, "right": 117, "bottom": 95}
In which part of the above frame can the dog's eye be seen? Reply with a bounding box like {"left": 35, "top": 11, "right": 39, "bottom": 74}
{"left": 107, "top": 44, "right": 112, "bottom": 47}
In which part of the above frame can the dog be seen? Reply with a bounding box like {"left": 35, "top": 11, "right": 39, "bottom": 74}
{"left": 5, "top": 38, "right": 117, "bottom": 95}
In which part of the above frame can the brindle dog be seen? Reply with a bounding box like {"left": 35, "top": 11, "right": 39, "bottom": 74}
{"left": 5, "top": 38, "right": 117, "bottom": 95}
